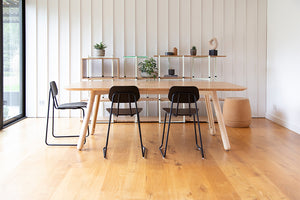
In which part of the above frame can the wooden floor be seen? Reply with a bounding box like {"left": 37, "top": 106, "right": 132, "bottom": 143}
{"left": 0, "top": 118, "right": 300, "bottom": 199}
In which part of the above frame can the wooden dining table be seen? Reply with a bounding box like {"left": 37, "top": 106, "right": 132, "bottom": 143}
{"left": 65, "top": 79, "right": 246, "bottom": 151}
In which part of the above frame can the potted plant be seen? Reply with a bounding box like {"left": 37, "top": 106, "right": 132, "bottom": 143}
{"left": 138, "top": 57, "right": 158, "bottom": 78}
{"left": 190, "top": 46, "right": 197, "bottom": 56}
{"left": 93, "top": 42, "right": 107, "bottom": 56}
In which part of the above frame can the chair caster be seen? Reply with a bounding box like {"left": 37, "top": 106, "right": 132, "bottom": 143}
{"left": 103, "top": 147, "right": 107, "bottom": 158}
{"left": 159, "top": 147, "right": 166, "bottom": 158}
{"left": 142, "top": 146, "right": 147, "bottom": 158}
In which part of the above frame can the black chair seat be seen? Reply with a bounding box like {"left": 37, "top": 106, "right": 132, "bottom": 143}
{"left": 106, "top": 108, "right": 142, "bottom": 116}
{"left": 58, "top": 102, "right": 87, "bottom": 109}
{"left": 162, "top": 108, "right": 198, "bottom": 116}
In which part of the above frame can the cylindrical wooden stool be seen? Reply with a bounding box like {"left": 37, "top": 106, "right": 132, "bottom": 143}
{"left": 223, "top": 97, "right": 251, "bottom": 127}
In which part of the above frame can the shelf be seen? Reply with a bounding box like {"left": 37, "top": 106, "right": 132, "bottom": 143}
{"left": 154, "top": 55, "right": 226, "bottom": 58}
{"left": 154, "top": 55, "right": 184, "bottom": 57}
{"left": 81, "top": 57, "right": 120, "bottom": 80}
{"left": 184, "top": 55, "right": 226, "bottom": 58}
{"left": 123, "top": 56, "right": 148, "bottom": 58}
{"left": 89, "top": 116, "right": 216, "bottom": 123}
{"left": 84, "top": 56, "right": 120, "bottom": 59}
{"left": 159, "top": 76, "right": 192, "bottom": 79}
{"left": 82, "top": 76, "right": 118, "bottom": 80}
{"left": 81, "top": 97, "right": 224, "bottom": 103}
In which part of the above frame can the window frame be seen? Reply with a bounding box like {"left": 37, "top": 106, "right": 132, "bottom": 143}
{"left": 1, "top": 0, "right": 26, "bottom": 129}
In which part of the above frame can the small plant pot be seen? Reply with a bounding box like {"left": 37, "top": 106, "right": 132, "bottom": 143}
{"left": 209, "top": 49, "right": 218, "bottom": 56}
{"left": 141, "top": 72, "right": 157, "bottom": 78}
{"left": 93, "top": 49, "right": 105, "bottom": 56}
{"left": 190, "top": 49, "right": 197, "bottom": 56}
{"left": 168, "top": 69, "right": 175, "bottom": 76}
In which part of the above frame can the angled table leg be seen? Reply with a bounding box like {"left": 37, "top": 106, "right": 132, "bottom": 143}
{"left": 91, "top": 94, "right": 101, "bottom": 135}
{"left": 211, "top": 91, "right": 231, "bottom": 150}
{"left": 77, "top": 91, "right": 95, "bottom": 150}
{"left": 204, "top": 94, "right": 216, "bottom": 135}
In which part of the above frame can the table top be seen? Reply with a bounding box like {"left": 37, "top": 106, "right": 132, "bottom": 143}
{"left": 65, "top": 79, "right": 246, "bottom": 94}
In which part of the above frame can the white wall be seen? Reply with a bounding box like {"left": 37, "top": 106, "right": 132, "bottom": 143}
{"left": 26, "top": 0, "right": 267, "bottom": 118}
{"left": 267, "top": 0, "right": 300, "bottom": 134}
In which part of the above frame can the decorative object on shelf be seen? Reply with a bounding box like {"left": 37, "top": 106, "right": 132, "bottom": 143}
{"left": 173, "top": 47, "right": 178, "bottom": 55}
{"left": 165, "top": 52, "right": 174, "bottom": 56}
{"left": 190, "top": 46, "right": 197, "bottom": 56}
{"left": 168, "top": 68, "right": 175, "bottom": 75}
{"left": 209, "top": 37, "right": 218, "bottom": 56}
{"left": 93, "top": 42, "right": 107, "bottom": 56}
{"left": 138, "top": 57, "right": 158, "bottom": 78}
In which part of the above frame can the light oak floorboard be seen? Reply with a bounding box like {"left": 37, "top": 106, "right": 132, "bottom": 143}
{"left": 0, "top": 118, "right": 299, "bottom": 199}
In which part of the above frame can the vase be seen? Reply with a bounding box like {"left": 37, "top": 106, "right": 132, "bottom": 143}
{"left": 190, "top": 49, "right": 197, "bottom": 56}
{"left": 141, "top": 72, "right": 157, "bottom": 78}
{"left": 93, "top": 49, "right": 105, "bottom": 57}
{"left": 168, "top": 69, "right": 175, "bottom": 75}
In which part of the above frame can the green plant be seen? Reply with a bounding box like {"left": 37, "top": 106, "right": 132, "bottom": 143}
{"left": 191, "top": 46, "right": 197, "bottom": 50}
{"left": 94, "top": 42, "right": 107, "bottom": 50}
{"left": 138, "top": 57, "right": 158, "bottom": 78}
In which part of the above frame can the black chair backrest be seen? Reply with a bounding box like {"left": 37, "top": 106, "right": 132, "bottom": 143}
{"left": 109, "top": 86, "right": 140, "bottom": 103}
{"left": 50, "top": 81, "right": 58, "bottom": 97}
{"left": 168, "top": 86, "right": 199, "bottom": 103}
{"left": 49, "top": 81, "right": 59, "bottom": 108}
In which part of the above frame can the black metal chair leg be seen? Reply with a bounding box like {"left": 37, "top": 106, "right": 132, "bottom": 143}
{"left": 45, "top": 93, "right": 77, "bottom": 146}
{"left": 193, "top": 114, "right": 201, "bottom": 150}
{"left": 103, "top": 110, "right": 113, "bottom": 158}
{"left": 159, "top": 112, "right": 168, "bottom": 150}
{"left": 136, "top": 112, "right": 146, "bottom": 158}
{"left": 160, "top": 112, "right": 172, "bottom": 158}
{"left": 196, "top": 112, "right": 204, "bottom": 158}
{"left": 45, "top": 91, "right": 51, "bottom": 145}
{"left": 49, "top": 108, "right": 89, "bottom": 139}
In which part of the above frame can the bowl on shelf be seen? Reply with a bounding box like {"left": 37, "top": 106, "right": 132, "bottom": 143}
{"left": 165, "top": 52, "right": 174, "bottom": 56}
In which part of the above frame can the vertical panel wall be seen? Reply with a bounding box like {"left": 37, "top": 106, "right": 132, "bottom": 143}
{"left": 26, "top": 0, "right": 267, "bottom": 117}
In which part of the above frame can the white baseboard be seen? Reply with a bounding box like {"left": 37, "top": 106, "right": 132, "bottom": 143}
{"left": 265, "top": 112, "right": 300, "bottom": 135}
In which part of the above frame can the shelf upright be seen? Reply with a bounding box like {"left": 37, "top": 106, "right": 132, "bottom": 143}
{"left": 158, "top": 55, "right": 161, "bottom": 79}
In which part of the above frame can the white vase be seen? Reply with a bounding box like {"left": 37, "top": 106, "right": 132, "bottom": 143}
{"left": 141, "top": 72, "right": 157, "bottom": 78}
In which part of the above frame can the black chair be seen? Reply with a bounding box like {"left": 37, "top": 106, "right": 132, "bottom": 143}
{"left": 159, "top": 86, "right": 204, "bottom": 158}
{"left": 103, "top": 86, "right": 146, "bottom": 158}
{"left": 45, "top": 81, "right": 89, "bottom": 146}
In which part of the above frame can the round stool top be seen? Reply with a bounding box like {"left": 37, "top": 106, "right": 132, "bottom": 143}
{"left": 225, "top": 97, "right": 249, "bottom": 101}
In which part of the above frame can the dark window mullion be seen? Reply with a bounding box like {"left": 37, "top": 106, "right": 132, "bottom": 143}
{"left": 0, "top": 0, "right": 4, "bottom": 130}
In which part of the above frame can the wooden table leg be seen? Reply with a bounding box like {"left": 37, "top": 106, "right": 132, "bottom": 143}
{"left": 204, "top": 94, "right": 216, "bottom": 135}
{"left": 91, "top": 94, "right": 101, "bottom": 135}
{"left": 77, "top": 91, "right": 95, "bottom": 150}
{"left": 211, "top": 91, "right": 231, "bottom": 150}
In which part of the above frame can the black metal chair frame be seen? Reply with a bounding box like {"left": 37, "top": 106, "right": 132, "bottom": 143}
{"left": 45, "top": 82, "right": 89, "bottom": 146}
{"left": 159, "top": 86, "right": 204, "bottom": 158}
{"left": 103, "top": 86, "right": 146, "bottom": 158}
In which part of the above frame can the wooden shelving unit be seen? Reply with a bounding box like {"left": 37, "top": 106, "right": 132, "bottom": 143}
{"left": 81, "top": 57, "right": 120, "bottom": 80}
{"left": 154, "top": 54, "right": 226, "bottom": 81}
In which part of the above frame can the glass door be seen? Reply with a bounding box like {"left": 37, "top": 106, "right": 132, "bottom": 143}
{"left": 1, "top": 0, "right": 25, "bottom": 128}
